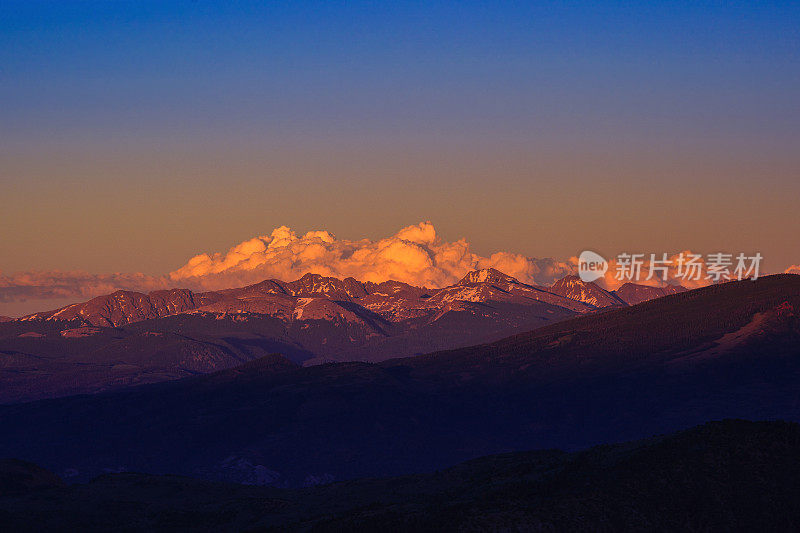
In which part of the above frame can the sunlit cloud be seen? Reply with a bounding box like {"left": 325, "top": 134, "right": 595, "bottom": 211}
{"left": 2, "top": 223, "right": 791, "bottom": 316}
{"left": 0, "top": 271, "right": 168, "bottom": 303}
{"left": 0, "top": 223, "right": 574, "bottom": 310}
{"left": 169, "top": 222, "right": 573, "bottom": 290}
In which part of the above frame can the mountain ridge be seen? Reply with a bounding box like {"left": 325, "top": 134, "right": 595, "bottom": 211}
{"left": 20, "top": 269, "right": 683, "bottom": 327}
{"left": 1, "top": 420, "right": 799, "bottom": 530}
{"left": 0, "top": 270, "right": 697, "bottom": 403}
{"left": 0, "top": 274, "right": 797, "bottom": 485}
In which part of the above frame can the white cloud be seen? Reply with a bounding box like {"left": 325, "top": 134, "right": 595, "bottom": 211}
{"left": 0, "top": 222, "right": 574, "bottom": 314}
{"left": 4, "top": 222, "right": 790, "bottom": 316}
{"left": 169, "top": 222, "right": 573, "bottom": 290}
{"left": 0, "top": 271, "right": 169, "bottom": 303}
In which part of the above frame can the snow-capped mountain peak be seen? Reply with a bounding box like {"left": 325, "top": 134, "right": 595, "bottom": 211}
{"left": 457, "top": 268, "right": 521, "bottom": 287}
{"left": 549, "top": 275, "right": 625, "bottom": 308}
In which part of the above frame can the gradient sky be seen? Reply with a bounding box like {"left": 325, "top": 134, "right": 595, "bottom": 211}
{"left": 2, "top": 1, "right": 799, "bottom": 282}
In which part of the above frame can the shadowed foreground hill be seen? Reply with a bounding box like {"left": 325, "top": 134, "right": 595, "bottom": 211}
{"left": 0, "top": 275, "right": 798, "bottom": 486}
{"left": 1, "top": 420, "right": 800, "bottom": 531}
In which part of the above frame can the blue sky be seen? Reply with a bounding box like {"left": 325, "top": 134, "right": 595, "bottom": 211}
{"left": 3, "top": 1, "right": 798, "bottom": 146}
{"left": 1, "top": 1, "right": 799, "bottom": 282}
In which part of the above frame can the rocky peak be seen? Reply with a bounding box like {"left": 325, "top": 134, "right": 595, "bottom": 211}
{"left": 23, "top": 288, "right": 199, "bottom": 327}
{"left": 285, "top": 273, "right": 368, "bottom": 300}
{"left": 458, "top": 268, "right": 521, "bottom": 287}
{"left": 549, "top": 275, "right": 625, "bottom": 308}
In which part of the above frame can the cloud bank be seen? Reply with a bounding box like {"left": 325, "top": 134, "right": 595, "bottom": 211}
{"left": 0, "top": 222, "right": 574, "bottom": 314}
{"left": 169, "top": 222, "right": 573, "bottom": 290}
{"left": 0, "top": 271, "right": 168, "bottom": 304}
{"left": 1, "top": 222, "right": 796, "bottom": 316}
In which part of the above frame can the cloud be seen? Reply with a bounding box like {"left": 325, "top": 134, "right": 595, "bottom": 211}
{"left": 3, "top": 222, "right": 788, "bottom": 315}
{"left": 0, "top": 271, "right": 169, "bottom": 304}
{"left": 0, "top": 223, "right": 574, "bottom": 313}
{"left": 169, "top": 222, "right": 574, "bottom": 290}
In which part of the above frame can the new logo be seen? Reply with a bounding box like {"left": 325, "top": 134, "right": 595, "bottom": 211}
{"left": 578, "top": 250, "right": 608, "bottom": 282}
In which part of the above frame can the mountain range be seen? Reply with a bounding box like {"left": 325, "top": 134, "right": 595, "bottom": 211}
{"left": 0, "top": 274, "right": 796, "bottom": 486}
{"left": 0, "top": 269, "right": 683, "bottom": 403}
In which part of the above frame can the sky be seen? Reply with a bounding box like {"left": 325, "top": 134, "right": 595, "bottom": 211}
{"left": 1, "top": 1, "right": 799, "bottom": 315}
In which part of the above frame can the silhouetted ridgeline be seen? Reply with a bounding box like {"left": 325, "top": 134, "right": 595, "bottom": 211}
{"left": 1, "top": 420, "right": 799, "bottom": 531}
